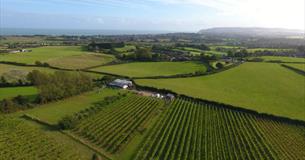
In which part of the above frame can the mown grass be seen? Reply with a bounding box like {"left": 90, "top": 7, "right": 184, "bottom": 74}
{"left": 90, "top": 61, "right": 207, "bottom": 77}
{"left": 0, "top": 46, "right": 115, "bottom": 69}
{"left": 260, "top": 56, "right": 305, "bottom": 63}
{"left": 284, "top": 63, "right": 305, "bottom": 71}
{"left": 24, "top": 88, "right": 122, "bottom": 124}
{"left": 136, "top": 62, "right": 305, "bottom": 121}
{"left": 0, "top": 86, "right": 38, "bottom": 100}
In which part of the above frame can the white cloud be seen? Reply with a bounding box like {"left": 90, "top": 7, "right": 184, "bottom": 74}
{"left": 152, "top": 0, "right": 305, "bottom": 29}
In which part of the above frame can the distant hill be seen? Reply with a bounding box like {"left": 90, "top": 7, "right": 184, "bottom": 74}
{"left": 198, "top": 27, "right": 304, "bottom": 38}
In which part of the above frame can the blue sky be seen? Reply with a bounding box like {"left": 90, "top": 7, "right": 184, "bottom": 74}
{"left": 1, "top": 0, "right": 304, "bottom": 32}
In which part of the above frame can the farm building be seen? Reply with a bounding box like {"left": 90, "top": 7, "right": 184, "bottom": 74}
{"left": 9, "top": 49, "right": 32, "bottom": 53}
{"left": 109, "top": 79, "right": 133, "bottom": 89}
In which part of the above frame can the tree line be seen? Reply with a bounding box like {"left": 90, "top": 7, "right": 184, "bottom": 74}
{"left": 0, "top": 70, "right": 94, "bottom": 113}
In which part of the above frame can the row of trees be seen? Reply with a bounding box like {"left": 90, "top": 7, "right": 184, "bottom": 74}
{"left": 0, "top": 70, "right": 94, "bottom": 113}
{"left": 27, "top": 70, "right": 94, "bottom": 103}
{"left": 0, "top": 95, "right": 33, "bottom": 113}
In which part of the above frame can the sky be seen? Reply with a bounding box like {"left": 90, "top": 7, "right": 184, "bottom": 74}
{"left": 0, "top": 0, "right": 304, "bottom": 32}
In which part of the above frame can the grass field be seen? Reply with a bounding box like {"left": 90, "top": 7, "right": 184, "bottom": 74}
{"left": 0, "top": 86, "right": 38, "bottom": 100}
{"left": 90, "top": 62, "right": 207, "bottom": 77}
{"left": 247, "top": 48, "right": 295, "bottom": 53}
{"left": 136, "top": 62, "right": 305, "bottom": 121}
{"left": 284, "top": 63, "right": 305, "bottom": 71}
{"left": 0, "top": 63, "right": 56, "bottom": 82}
{"left": 24, "top": 88, "right": 122, "bottom": 124}
{"left": 0, "top": 46, "right": 115, "bottom": 69}
{"left": 47, "top": 52, "right": 114, "bottom": 69}
{"left": 135, "top": 98, "right": 305, "bottom": 160}
{"left": 260, "top": 56, "right": 305, "bottom": 63}
{"left": 0, "top": 63, "right": 103, "bottom": 82}
{"left": 114, "top": 45, "right": 136, "bottom": 53}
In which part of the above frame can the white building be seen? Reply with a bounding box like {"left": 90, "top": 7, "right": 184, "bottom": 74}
{"left": 109, "top": 79, "right": 133, "bottom": 89}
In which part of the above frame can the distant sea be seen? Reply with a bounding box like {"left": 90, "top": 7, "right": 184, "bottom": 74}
{"left": 0, "top": 28, "right": 174, "bottom": 36}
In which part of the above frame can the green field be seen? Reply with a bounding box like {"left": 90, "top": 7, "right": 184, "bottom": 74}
{"left": 284, "top": 63, "right": 305, "bottom": 71}
{"left": 0, "top": 46, "right": 115, "bottom": 69}
{"left": 135, "top": 98, "right": 305, "bottom": 160}
{"left": 24, "top": 88, "right": 122, "bottom": 124}
{"left": 260, "top": 56, "right": 305, "bottom": 63}
{"left": 47, "top": 53, "right": 114, "bottom": 69}
{"left": 114, "top": 45, "right": 136, "bottom": 53}
{"left": 247, "top": 48, "right": 295, "bottom": 53}
{"left": 0, "top": 86, "right": 38, "bottom": 100}
{"left": 0, "top": 64, "right": 56, "bottom": 82}
{"left": 0, "top": 63, "right": 103, "bottom": 82}
{"left": 136, "top": 62, "right": 305, "bottom": 121}
{"left": 90, "top": 62, "right": 207, "bottom": 77}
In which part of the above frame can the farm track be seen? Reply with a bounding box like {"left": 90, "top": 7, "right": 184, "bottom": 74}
{"left": 135, "top": 98, "right": 305, "bottom": 160}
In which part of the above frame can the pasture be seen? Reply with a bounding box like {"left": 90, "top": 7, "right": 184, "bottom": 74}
{"left": 284, "top": 63, "right": 305, "bottom": 71}
{"left": 247, "top": 48, "right": 295, "bottom": 53}
{"left": 135, "top": 98, "right": 305, "bottom": 160}
{"left": 47, "top": 53, "right": 114, "bottom": 69}
{"left": 0, "top": 86, "right": 38, "bottom": 100}
{"left": 114, "top": 45, "right": 136, "bottom": 53}
{"left": 259, "top": 56, "right": 305, "bottom": 63}
{"left": 136, "top": 62, "right": 305, "bottom": 121}
{"left": 90, "top": 62, "right": 207, "bottom": 77}
{"left": 0, "top": 63, "right": 102, "bottom": 82}
{"left": 0, "top": 46, "right": 115, "bottom": 69}
{"left": 0, "top": 64, "right": 55, "bottom": 82}
{"left": 24, "top": 88, "right": 122, "bottom": 124}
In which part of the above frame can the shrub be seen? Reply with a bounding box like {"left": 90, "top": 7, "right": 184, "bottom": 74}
{"left": 58, "top": 115, "right": 79, "bottom": 129}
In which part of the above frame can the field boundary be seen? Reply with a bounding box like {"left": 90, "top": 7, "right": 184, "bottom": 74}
{"left": 0, "top": 61, "right": 241, "bottom": 79}
{"left": 21, "top": 113, "right": 112, "bottom": 160}
{"left": 133, "top": 62, "right": 241, "bottom": 79}
{"left": 133, "top": 82, "right": 305, "bottom": 127}
{"left": 281, "top": 64, "right": 305, "bottom": 76}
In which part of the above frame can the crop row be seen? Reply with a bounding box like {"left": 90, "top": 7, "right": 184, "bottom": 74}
{"left": 72, "top": 94, "right": 163, "bottom": 153}
{"left": 135, "top": 98, "right": 305, "bottom": 160}
{"left": 0, "top": 118, "right": 81, "bottom": 160}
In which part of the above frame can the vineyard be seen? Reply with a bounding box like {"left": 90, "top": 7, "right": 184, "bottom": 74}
{"left": 0, "top": 117, "right": 82, "bottom": 160}
{"left": 72, "top": 94, "right": 164, "bottom": 154}
{"left": 135, "top": 98, "right": 305, "bottom": 160}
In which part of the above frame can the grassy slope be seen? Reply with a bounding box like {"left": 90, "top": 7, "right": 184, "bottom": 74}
{"left": 247, "top": 48, "right": 295, "bottom": 53}
{"left": 47, "top": 52, "right": 114, "bottom": 69}
{"left": 24, "top": 88, "right": 122, "bottom": 124}
{"left": 0, "top": 86, "right": 38, "bottom": 100}
{"left": 261, "top": 56, "right": 305, "bottom": 63}
{"left": 0, "top": 46, "right": 83, "bottom": 64}
{"left": 0, "top": 63, "right": 55, "bottom": 74}
{"left": 0, "top": 63, "right": 103, "bottom": 81}
{"left": 136, "top": 62, "right": 305, "bottom": 121}
{"left": 114, "top": 45, "right": 136, "bottom": 52}
{"left": 0, "top": 46, "right": 115, "bottom": 69}
{"left": 90, "top": 62, "right": 207, "bottom": 77}
{"left": 284, "top": 63, "right": 305, "bottom": 71}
